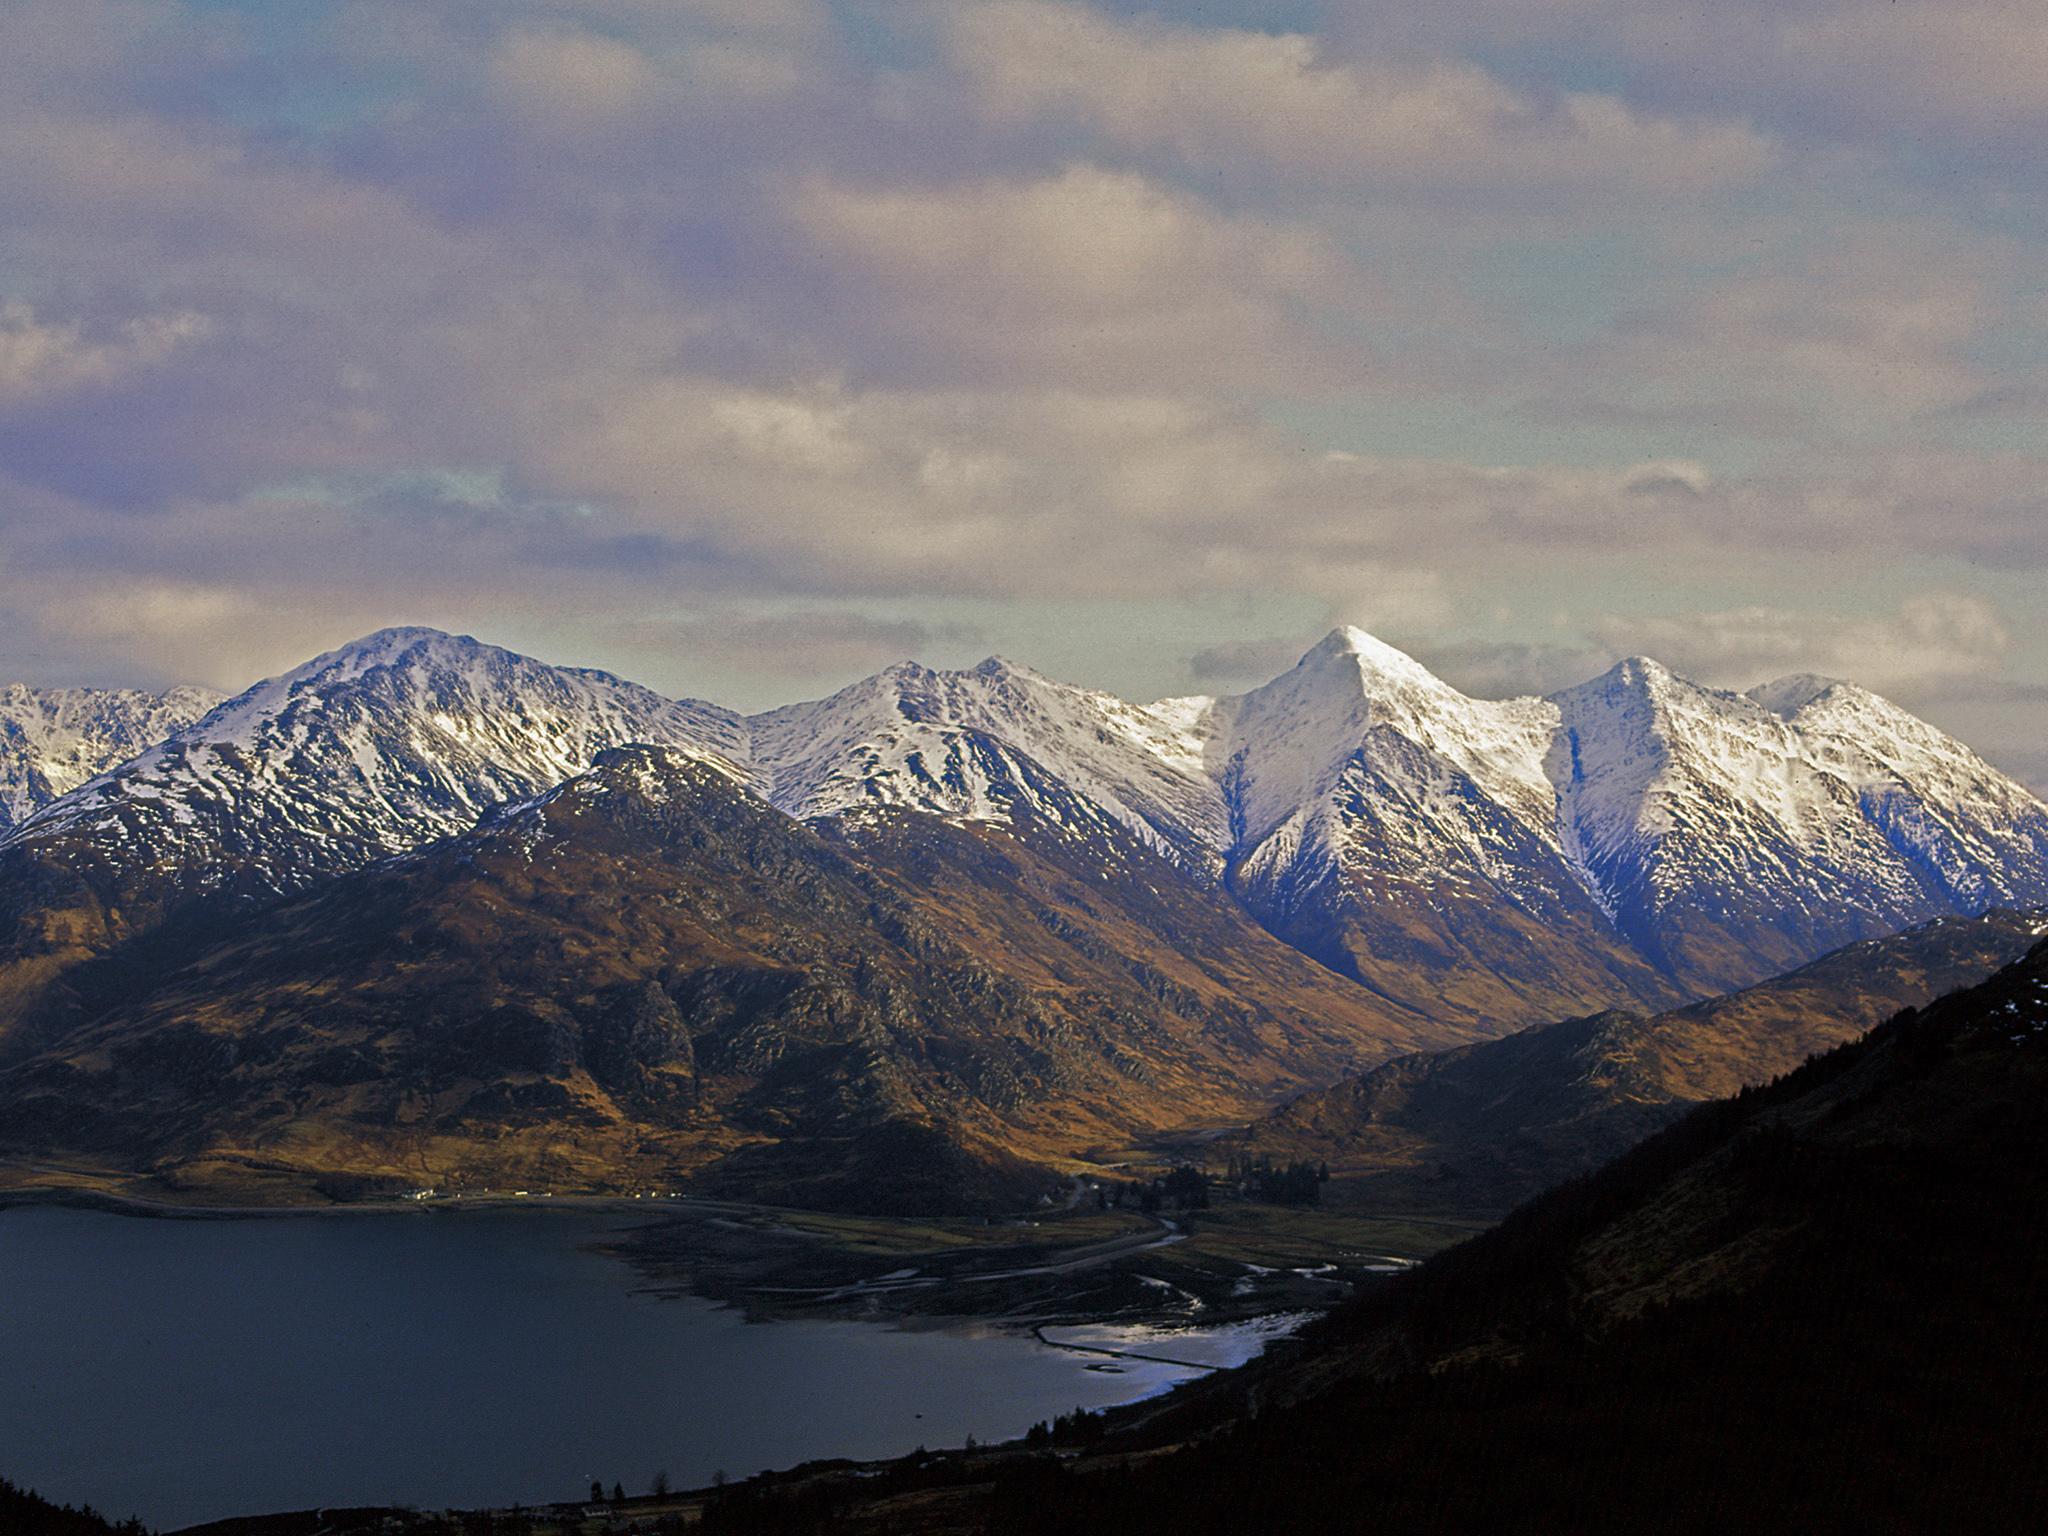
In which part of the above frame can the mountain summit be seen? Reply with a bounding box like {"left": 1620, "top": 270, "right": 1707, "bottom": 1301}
{"left": 3, "top": 622, "right": 2044, "bottom": 1024}
{"left": 7, "top": 628, "right": 748, "bottom": 897}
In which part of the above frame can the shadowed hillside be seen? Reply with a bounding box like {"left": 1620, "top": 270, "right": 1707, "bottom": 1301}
{"left": 1235, "top": 908, "right": 2044, "bottom": 1213}
{"left": 655, "top": 937, "right": 2048, "bottom": 1534}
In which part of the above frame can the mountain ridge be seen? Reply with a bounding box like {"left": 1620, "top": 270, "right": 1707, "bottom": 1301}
{"left": 0, "top": 744, "right": 1446, "bottom": 1208}
{"left": 0, "top": 682, "right": 223, "bottom": 832}
{"left": 1236, "top": 906, "right": 2048, "bottom": 1213}
{"left": 5, "top": 622, "right": 2044, "bottom": 1031}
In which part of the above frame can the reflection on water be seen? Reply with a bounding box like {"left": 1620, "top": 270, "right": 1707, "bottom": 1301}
{"left": 0, "top": 1206, "right": 1226, "bottom": 1529}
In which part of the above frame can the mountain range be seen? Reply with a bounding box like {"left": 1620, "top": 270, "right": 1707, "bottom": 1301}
{"left": 0, "top": 623, "right": 2043, "bottom": 1205}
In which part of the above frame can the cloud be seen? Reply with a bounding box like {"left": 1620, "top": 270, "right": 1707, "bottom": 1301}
{"left": 592, "top": 609, "right": 987, "bottom": 685}
{"left": 0, "top": 0, "right": 2035, "bottom": 788}
{"left": 1420, "top": 638, "right": 1622, "bottom": 700}
{"left": 0, "top": 301, "right": 210, "bottom": 404}
{"left": 784, "top": 163, "right": 1365, "bottom": 391}
{"left": 489, "top": 26, "right": 660, "bottom": 127}
{"left": 1582, "top": 236, "right": 2007, "bottom": 432}
{"left": 1324, "top": 1, "right": 2048, "bottom": 163}
{"left": 1594, "top": 593, "right": 2015, "bottom": 699}
{"left": 942, "top": 2, "right": 1773, "bottom": 199}
{"left": 1186, "top": 635, "right": 1324, "bottom": 689}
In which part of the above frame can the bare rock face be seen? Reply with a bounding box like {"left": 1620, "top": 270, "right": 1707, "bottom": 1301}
{"left": 0, "top": 682, "right": 221, "bottom": 830}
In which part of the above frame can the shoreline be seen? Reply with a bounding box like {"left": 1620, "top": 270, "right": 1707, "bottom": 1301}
{"left": 0, "top": 1181, "right": 689, "bottom": 1222}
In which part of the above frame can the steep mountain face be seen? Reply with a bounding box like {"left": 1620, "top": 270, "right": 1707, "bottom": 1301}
{"left": 736, "top": 626, "right": 2048, "bottom": 1022}
{"left": 0, "top": 631, "right": 752, "bottom": 1068}
{"left": 1551, "top": 659, "right": 2048, "bottom": 990}
{"left": 1210, "top": 631, "right": 1682, "bottom": 1024}
{"left": 0, "top": 747, "right": 1451, "bottom": 1210}
{"left": 0, "top": 683, "right": 221, "bottom": 831}
{"left": 748, "top": 657, "right": 1228, "bottom": 869}
{"left": 1242, "top": 908, "right": 2046, "bottom": 1212}
{"left": 7, "top": 627, "right": 747, "bottom": 894}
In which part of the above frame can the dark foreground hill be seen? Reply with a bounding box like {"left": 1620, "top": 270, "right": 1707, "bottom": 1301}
{"left": 1237, "top": 907, "right": 2044, "bottom": 1214}
{"left": 679, "top": 937, "right": 2048, "bottom": 1533}
{"left": 0, "top": 1477, "right": 142, "bottom": 1536}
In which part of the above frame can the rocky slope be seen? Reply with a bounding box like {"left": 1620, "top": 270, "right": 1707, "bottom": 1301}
{"left": 0, "top": 683, "right": 220, "bottom": 831}
{"left": 0, "top": 747, "right": 1439, "bottom": 1209}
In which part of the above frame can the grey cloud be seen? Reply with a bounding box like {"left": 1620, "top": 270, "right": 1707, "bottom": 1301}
{"left": 941, "top": 3, "right": 1775, "bottom": 202}
{"left": 593, "top": 610, "right": 988, "bottom": 684}
{"left": 1324, "top": 1, "right": 2048, "bottom": 167}
{"left": 1418, "top": 638, "right": 1621, "bottom": 699}
{"left": 1592, "top": 593, "right": 2015, "bottom": 698}
{"left": 1186, "top": 634, "right": 1325, "bottom": 687}
{"left": 0, "top": 0, "right": 2037, "bottom": 770}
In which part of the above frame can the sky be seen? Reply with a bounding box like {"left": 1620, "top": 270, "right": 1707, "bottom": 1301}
{"left": 1, "top": 0, "right": 2045, "bottom": 785}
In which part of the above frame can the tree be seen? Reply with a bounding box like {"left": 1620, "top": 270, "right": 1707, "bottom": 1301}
{"left": 591, "top": 1481, "right": 604, "bottom": 1505}
{"left": 611, "top": 1481, "right": 626, "bottom": 1504}
{"left": 652, "top": 1469, "right": 672, "bottom": 1499}
{"left": 1162, "top": 1163, "right": 1210, "bottom": 1210}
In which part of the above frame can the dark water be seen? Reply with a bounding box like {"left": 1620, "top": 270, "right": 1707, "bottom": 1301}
{"left": 0, "top": 1206, "right": 1207, "bottom": 1530}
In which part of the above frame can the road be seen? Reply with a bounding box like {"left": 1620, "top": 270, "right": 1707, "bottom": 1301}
{"left": 751, "top": 1213, "right": 1186, "bottom": 1302}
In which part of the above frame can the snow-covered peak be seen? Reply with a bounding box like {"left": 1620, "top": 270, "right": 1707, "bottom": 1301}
{"left": 9, "top": 619, "right": 2044, "bottom": 1004}
{"left": 1224, "top": 627, "right": 1559, "bottom": 850}
{"left": 0, "top": 682, "right": 224, "bottom": 830}
{"left": 7, "top": 628, "right": 751, "bottom": 894}
{"left": 746, "top": 657, "right": 1229, "bottom": 863}
{"left": 1308, "top": 624, "right": 1445, "bottom": 688}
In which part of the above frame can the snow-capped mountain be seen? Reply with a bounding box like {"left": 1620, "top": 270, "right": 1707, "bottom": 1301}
{"left": 1204, "top": 629, "right": 1679, "bottom": 1020}
{"left": 1548, "top": 657, "right": 2048, "bottom": 989}
{"left": 724, "top": 624, "right": 2048, "bottom": 1006}
{"left": 0, "top": 683, "right": 222, "bottom": 830}
{"left": 747, "top": 657, "right": 1229, "bottom": 868}
{"left": 5, "top": 628, "right": 746, "bottom": 895}
{"left": 6, "top": 621, "right": 2044, "bottom": 1019}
